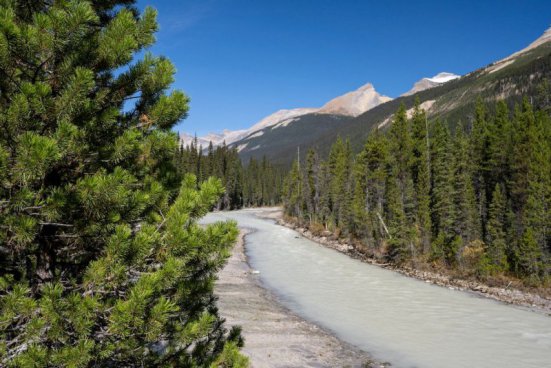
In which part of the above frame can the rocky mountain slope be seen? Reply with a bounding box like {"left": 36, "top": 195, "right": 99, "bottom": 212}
{"left": 231, "top": 27, "right": 551, "bottom": 165}
{"left": 180, "top": 83, "right": 391, "bottom": 148}
{"left": 182, "top": 27, "right": 551, "bottom": 165}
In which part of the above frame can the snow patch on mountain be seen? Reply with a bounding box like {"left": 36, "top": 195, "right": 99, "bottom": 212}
{"left": 248, "top": 131, "right": 264, "bottom": 139}
{"left": 402, "top": 72, "right": 460, "bottom": 96}
{"left": 426, "top": 72, "right": 460, "bottom": 84}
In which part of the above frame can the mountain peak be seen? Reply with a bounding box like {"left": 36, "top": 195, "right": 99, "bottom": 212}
{"left": 318, "top": 82, "right": 392, "bottom": 116}
{"left": 358, "top": 83, "right": 375, "bottom": 91}
{"left": 402, "top": 72, "right": 460, "bottom": 96}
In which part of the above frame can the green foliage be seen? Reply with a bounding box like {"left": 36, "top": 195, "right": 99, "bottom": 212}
{"left": 210, "top": 342, "right": 250, "bottom": 368}
{"left": 429, "top": 120, "right": 456, "bottom": 258}
{"left": 283, "top": 97, "right": 551, "bottom": 283}
{"left": 0, "top": 1, "right": 247, "bottom": 366}
{"left": 484, "top": 184, "right": 509, "bottom": 274}
{"left": 174, "top": 140, "right": 283, "bottom": 210}
{"left": 283, "top": 159, "right": 303, "bottom": 218}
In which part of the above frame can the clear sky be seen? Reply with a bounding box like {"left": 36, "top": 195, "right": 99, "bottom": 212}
{"left": 136, "top": 0, "right": 551, "bottom": 136}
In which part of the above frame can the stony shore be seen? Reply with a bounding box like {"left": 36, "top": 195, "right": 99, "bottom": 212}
{"left": 276, "top": 216, "right": 551, "bottom": 315}
{"left": 214, "top": 229, "right": 388, "bottom": 368}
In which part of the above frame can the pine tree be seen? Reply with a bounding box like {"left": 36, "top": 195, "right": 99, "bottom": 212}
{"left": 384, "top": 167, "right": 411, "bottom": 262}
{"left": 411, "top": 100, "right": 432, "bottom": 253}
{"left": 0, "top": 2, "right": 246, "bottom": 366}
{"left": 430, "top": 120, "right": 456, "bottom": 262}
{"left": 453, "top": 123, "right": 480, "bottom": 244}
{"left": 388, "top": 104, "right": 415, "bottom": 220}
{"left": 350, "top": 174, "right": 369, "bottom": 239}
{"left": 356, "top": 130, "right": 390, "bottom": 245}
{"left": 283, "top": 159, "right": 302, "bottom": 218}
{"left": 327, "top": 137, "right": 354, "bottom": 231}
{"left": 303, "top": 148, "right": 320, "bottom": 223}
{"left": 317, "top": 161, "right": 333, "bottom": 229}
{"left": 482, "top": 184, "right": 509, "bottom": 274}
{"left": 524, "top": 108, "right": 550, "bottom": 246}
{"left": 486, "top": 101, "right": 512, "bottom": 193}
{"left": 470, "top": 98, "right": 490, "bottom": 235}
{"left": 515, "top": 228, "right": 544, "bottom": 280}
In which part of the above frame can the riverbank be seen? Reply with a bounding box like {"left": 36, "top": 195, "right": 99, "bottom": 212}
{"left": 268, "top": 209, "right": 551, "bottom": 315}
{"left": 214, "top": 228, "right": 387, "bottom": 368}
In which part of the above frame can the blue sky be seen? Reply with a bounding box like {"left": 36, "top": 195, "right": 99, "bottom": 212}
{"left": 136, "top": 0, "right": 551, "bottom": 136}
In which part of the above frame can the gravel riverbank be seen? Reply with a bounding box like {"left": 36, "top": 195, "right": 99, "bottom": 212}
{"left": 214, "top": 228, "right": 386, "bottom": 368}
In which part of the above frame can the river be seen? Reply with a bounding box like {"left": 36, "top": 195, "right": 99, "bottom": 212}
{"left": 203, "top": 208, "right": 551, "bottom": 368}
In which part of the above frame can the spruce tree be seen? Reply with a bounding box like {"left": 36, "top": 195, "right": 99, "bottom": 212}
{"left": 482, "top": 184, "right": 509, "bottom": 274}
{"left": 356, "top": 130, "right": 390, "bottom": 245}
{"left": 384, "top": 168, "right": 411, "bottom": 262}
{"left": 303, "top": 148, "right": 320, "bottom": 223}
{"left": 523, "top": 107, "right": 550, "bottom": 259}
{"left": 486, "top": 101, "right": 512, "bottom": 193}
{"left": 411, "top": 100, "right": 432, "bottom": 253}
{"left": 317, "top": 161, "right": 333, "bottom": 229}
{"left": 516, "top": 228, "right": 544, "bottom": 281}
{"left": 388, "top": 104, "right": 415, "bottom": 220}
{"left": 283, "top": 159, "right": 302, "bottom": 218}
{"left": 327, "top": 137, "right": 354, "bottom": 231}
{"left": 430, "top": 120, "right": 456, "bottom": 262}
{"left": 0, "top": 2, "right": 246, "bottom": 366}
{"left": 470, "top": 98, "right": 490, "bottom": 235}
{"left": 453, "top": 123, "right": 480, "bottom": 244}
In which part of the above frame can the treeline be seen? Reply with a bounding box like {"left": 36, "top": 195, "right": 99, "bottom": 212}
{"left": 175, "top": 140, "right": 285, "bottom": 209}
{"left": 284, "top": 98, "right": 550, "bottom": 284}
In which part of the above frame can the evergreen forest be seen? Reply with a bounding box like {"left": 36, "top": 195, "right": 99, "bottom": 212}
{"left": 283, "top": 98, "right": 551, "bottom": 284}
{"left": 174, "top": 140, "right": 285, "bottom": 209}
{"left": 1, "top": 0, "right": 550, "bottom": 367}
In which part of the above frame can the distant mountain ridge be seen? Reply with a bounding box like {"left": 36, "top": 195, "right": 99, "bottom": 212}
{"left": 180, "top": 76, "right": 449, "bottom": 148}
{"left": 182, "top": 26, "right": 551, "bottom": 165}
{"left": 180, "top": 82, "right": 393, "bottom": 148}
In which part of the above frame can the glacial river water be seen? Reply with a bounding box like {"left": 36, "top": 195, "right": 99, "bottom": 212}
{"left": 203, "top": 209, "right": 551, "bottom": 368}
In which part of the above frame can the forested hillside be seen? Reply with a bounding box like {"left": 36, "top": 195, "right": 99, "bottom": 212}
{"left": 234, "top": 32, "right": 551, "bottom": 165}
{"left": 284, "top": 97, "right": 551, "bottom": 284}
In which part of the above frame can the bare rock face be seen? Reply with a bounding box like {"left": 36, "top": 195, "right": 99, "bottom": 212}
{"left": 318, "top": 83, "right": 392, "bottom": 116}
{"left": 181, "top": 82, "right": 392, "bottom": 148}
